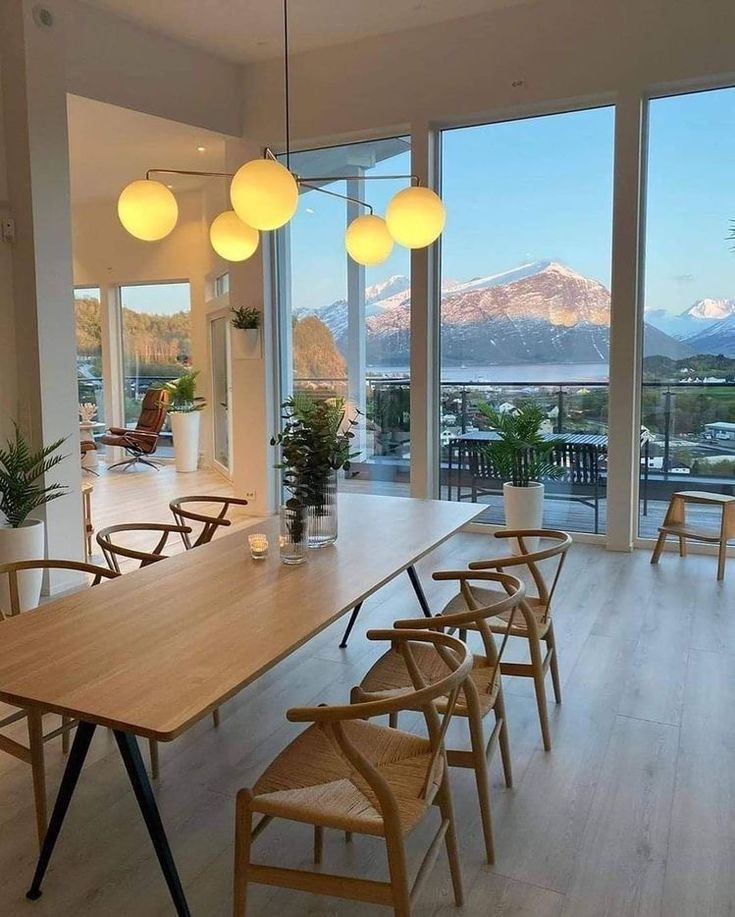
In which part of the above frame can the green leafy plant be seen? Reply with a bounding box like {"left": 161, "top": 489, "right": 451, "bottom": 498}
{"left": 157, "top": 370, "right": 205, "bottom": 413}
{"left": 478, "top": 402, "right": 565, "bottom": 487}
{"left": 0, "top": 424, "right": 68, "bottom": 528}
{"left": 231, "top": 306, "right": 261, "bottom": 330}
{"left": 271, "top": 395, "right": 360, "bottom": 539}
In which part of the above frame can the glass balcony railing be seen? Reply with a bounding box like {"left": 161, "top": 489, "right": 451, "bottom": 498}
{"left": 294, "top": 375, "right": 735, "bottom": 536}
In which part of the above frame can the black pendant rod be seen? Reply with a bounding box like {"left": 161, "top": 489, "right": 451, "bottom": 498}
{"left": 283, "top": 0, "right": 291, "bottom": 171}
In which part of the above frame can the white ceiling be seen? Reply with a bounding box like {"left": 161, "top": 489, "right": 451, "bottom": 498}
{"left": 67, "top": 94, "right": 227, "bottom": 203}
{"left": 81, "top": 0, "right": 531, "bottom": 63}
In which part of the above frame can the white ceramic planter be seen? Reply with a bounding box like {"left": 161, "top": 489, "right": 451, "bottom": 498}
{"left": 0, "top": 518, "right": 45, "bottom": 612}
{"left": 170, "top": 411, "right": 201, "bottom": 473}
{"left": 502, "top": 481, "right": 544, "bottom": 554}
{"left": 232, "top": 327, "right": 260, "bottom": 360}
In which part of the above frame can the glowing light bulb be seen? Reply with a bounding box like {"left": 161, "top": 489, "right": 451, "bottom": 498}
{"left": 209, "top": 211, "right": 260, "bottom": 262}
{"left": 385, "top": 186, "right": 445, "bottom": 248}
{"left": 117, "top": 180, "right": 178, "bottom": 241}
{"left": 345, "top": 214, "right": 394, "bottom": 266}
{"left": 230, "top": 158, "right": 298, "bottom": 231}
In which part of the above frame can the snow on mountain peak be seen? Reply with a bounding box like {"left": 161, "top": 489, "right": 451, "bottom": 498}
{"left": 683, "top": 298, "right": 735, "bottom": 320}
{"left": 365, "top": 275, "right": 409, "bottom": 303}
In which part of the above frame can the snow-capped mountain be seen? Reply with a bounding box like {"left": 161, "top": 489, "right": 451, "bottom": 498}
{"left": 684, "top": 298, "right": 735, "bottom": 320}
{"left": 645, "top": 298, "right": 735, "bottom": 352}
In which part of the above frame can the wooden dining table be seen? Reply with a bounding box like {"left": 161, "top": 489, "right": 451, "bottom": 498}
{"left": 0, "top": 493, "right": 483, "bottom": 916}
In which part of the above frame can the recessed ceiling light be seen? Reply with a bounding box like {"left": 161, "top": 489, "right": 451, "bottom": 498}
{"left": 197, "top": 145, "right": 206, "bottom": 152}
{"left": 166, "top": 184, "right": 174, "bottom": 189}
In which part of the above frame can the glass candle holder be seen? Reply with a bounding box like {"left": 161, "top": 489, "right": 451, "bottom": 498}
{"left": 279, "top": 503, "right": 308, "bottom": 565}
{"left": 248, "top": 533, "right": 269, "bottom": 560}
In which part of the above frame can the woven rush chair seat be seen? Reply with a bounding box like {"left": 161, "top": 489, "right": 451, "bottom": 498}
{"left": 360, "top": 643, "right": 502, "bottom": 717}
{"left": 251, "top": 719, "right": 437, "bottom": 836}
{"left": 442, "top": 589, "right": 551, "bottom": 638}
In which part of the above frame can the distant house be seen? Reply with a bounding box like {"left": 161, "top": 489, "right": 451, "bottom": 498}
{"left": 704, "top": 422, "right": 735, "bottom": 442}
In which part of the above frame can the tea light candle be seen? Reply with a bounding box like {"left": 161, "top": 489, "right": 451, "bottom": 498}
{"left": 248, "top": 533, "right": 269, "bottom": 559}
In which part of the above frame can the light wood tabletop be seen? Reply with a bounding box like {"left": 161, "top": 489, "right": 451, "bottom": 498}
{"left": 0, "top": 494, "right": 482, "bottom": 742}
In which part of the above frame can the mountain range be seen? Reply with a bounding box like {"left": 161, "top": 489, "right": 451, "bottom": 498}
{"left": 296, "top": 260, "right": 700, "bottom": 366}
{"left": 645, "top": 298, "right": 735, "bottom": 356}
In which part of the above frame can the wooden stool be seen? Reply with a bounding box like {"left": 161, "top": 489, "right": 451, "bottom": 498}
{"left": 81, "top": 482, "right": 94, "bottom": 562}
{"left": 651, "top": 490, "right": 735, "bottom": 581}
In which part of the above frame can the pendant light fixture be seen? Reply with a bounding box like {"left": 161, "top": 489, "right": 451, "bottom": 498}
{"left": 116, "top": 0, "right": 446, "bottom": 263}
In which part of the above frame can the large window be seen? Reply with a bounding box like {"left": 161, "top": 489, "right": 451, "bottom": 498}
{"left": 440, "top": 107, "right": 615, "bottom": 533}
{"left": 75, "top": 286, "right": 105, "bottom": 424}
{"left": 121, "top": 281, "right": 191, "bottom": 455}
{"left": 277, "top": 137, "right": 412, "bottom": 495}
{"left": 639, "top": 87, "right": 735, "bottom": 537}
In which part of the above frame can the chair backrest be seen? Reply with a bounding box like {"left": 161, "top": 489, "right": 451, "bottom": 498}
{"left": 549, "top": 442, "right": 602, "bottom": 485}
{"left": 468, "top": 529, "right": 572, "bottom": 621}
{"left": 170, "top": 495, "right": 250, "bottom": 549}
{"left": 136, "top": 388, "right": 169, "bottom": 435}
{"left": 288, "top": 630, "right": 472, "bottom": 808}
{"left": 0, "top": 559, "right": 118, "bottom": 620}
{"left": 393, "top": 571, "right": 524, "bottom": 700}
{"left": 96, "top": 522, "right": 191, "bottom": 573}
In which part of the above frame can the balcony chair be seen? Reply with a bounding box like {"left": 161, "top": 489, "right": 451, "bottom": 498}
{"left": 95, "top": 521, "right": 218, "bottom": 779}
{"left": 233, "top": 629, "right": 472, "bottom": 917}
{"left": 169, "top": 495, "right": 250, "bottom": 549}
{"left": 447, "top": 530, "right": 572, "bottom": 751}
{"left": 99, "top": 387, "right": 169, "bottom": 471}
{"left": 0, "top": 559, "right": 118, "bottom": 848}
{"left": 354, "top": 571, "right": 524, "bottom": 864}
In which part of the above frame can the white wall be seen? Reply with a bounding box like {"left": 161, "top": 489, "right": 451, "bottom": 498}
{"left": 0, "top": 79, "right": 16, "bottom": 446}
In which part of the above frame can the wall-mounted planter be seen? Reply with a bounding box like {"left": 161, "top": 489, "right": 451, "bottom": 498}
{"left": 232, "top": 327, "right": 261, "bottom": 360}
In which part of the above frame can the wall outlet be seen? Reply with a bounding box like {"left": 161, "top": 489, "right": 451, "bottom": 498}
{"left": 244, "top": 489, "right": 257, "bottom": 501}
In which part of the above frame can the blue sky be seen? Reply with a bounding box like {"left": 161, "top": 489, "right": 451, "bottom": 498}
{"left": 288, "top": 87, "right": 735, "bottom": 315}
{"left": 75, "top": 281, "right": 190, "bottom": 315}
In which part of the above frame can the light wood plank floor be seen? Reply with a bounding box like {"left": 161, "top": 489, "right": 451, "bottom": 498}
{"left": 2, "top": 474, "right": 734, "bottom": 915}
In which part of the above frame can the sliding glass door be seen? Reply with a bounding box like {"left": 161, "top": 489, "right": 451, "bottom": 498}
{"left": 638, "top": 87, "right": 735, "bottom": 537}
{"left": 439, "top": 107, "right": 615, "bottom": 533}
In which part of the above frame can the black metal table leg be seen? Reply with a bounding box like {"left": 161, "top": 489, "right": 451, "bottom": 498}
{"left": 114, "top": 731, "right": 191, "bottom": 917}
{"left": 406, "top": 565, "right": 432, "bottom": 617}
{"left": 338, "top": 601, "right": 363, "bottom": 649}
{"left": 27, "top": 721, "right": 97, "bottom": 900}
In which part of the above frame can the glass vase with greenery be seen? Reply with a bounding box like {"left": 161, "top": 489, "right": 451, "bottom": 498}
{"left": 271, "top": 395, "right": 359, "bottom": 546}
{"left": 478, "top": 402, "right": 564, "bottom": 486}
{"left": 0, "top": 424, "right": 67, "bottom": 528}
{"left": 157, "top": 370, "right": 206, "bottom": 413}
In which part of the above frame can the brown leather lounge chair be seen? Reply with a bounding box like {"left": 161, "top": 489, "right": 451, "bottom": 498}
{"left": 100, "top": 388, "right": 169, "bottom": 471}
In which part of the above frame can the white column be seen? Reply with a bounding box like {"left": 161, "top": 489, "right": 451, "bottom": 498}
{"left": 345, "top": 176, "right": 367, "bottom": 453}
{"left": 0, "top": 0, "right": 84, "bottom": 578}
{"left": 606, "top": 91, "right": 645, "bottom": 551}
{"left": 225, "top": 139, "right": 277, "bottom": 515}
{"left": 409, "top": 122, "right": 441, "bottom": 498}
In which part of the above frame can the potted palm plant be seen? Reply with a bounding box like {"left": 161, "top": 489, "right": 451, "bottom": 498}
{"left": 271, "top": 395, "right": 359, "bottom": 547}
{"left": 158, "top": 371, "right": 205, "bottom": 473}
{"left": 231, "top": 306, "right": 261, "bottom": 359}
{"left": 0, "top": 424, "right": 67, "bottom": 610}
{"left": 479, "top": 402, "right": 563, "bottom": 540}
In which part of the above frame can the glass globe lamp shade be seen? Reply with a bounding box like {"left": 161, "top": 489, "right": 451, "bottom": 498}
{"left": 345, "top": 214, "right": 394, "bottom": 266}
{"left": 230, "top": 158, "right": 299, "bottom": 231}
{"left": 385, "top": 186, "right": 446, "bottom": 248}
{"left": 209, "top": 211, "right": 260, "bottom": 262}
{"left": 117, "top": 179, "right": 178, "bottom": 241}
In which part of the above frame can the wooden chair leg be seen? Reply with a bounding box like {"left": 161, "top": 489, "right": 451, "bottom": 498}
{"left": 212, "top": 708, "right": 220, "bottom": 728}
{"left": 546, "top": 622, "right": 562, "bottom": 704}
{"left": 27, "top": 711, "right": 47, "bottom": 849}
{"left": 679, "top": 536, "right": 687, "bottom": 557}
{"left": 149, "top": 738, "right": 159, "bottom": 779}
{"left": 717, "top": 536, "right": 727, "bottom": 582}
{"left": 468, "top": 706, "right": 495, "bottom": 863}
{"left": 436, "top": 775, "right": 464, "bottom": 907}
{"left": 388, "top": 711, "right": 398, "bottom": 729}
{"left": 650, "top": 530, "right": 667, "bottom": 565}
{"left": 313, "top": 825, "right": 323, "bottom": 864}
{"left": 529, "top": 634, "right": 552, "bottom": 752}
{"left": 494, "top": 684, "right": 513, "bottom": 788}
{"left": 60, "top": 717, "right": 68, "bottom": 754}
{"left": 233, "top": 791, "right": 253, "bottom": 917}
{"left": 383, "top": 813, "right": 411, "bottom": 917}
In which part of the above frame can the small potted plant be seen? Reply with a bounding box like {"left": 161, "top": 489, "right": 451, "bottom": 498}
{"left": 271, "top": 395, "right": 359, "bottom": 547}
{"left": 0, "top": 424, "right": 67, "bottom": 610}
{"left": 479, "top": 402, "right": 563, "bottom": 544}
{"left": 231, "top": 306, "right": 261, "bottom": 359}
{"left": 158, "top": 371, "right": 206, "bottom": 473}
